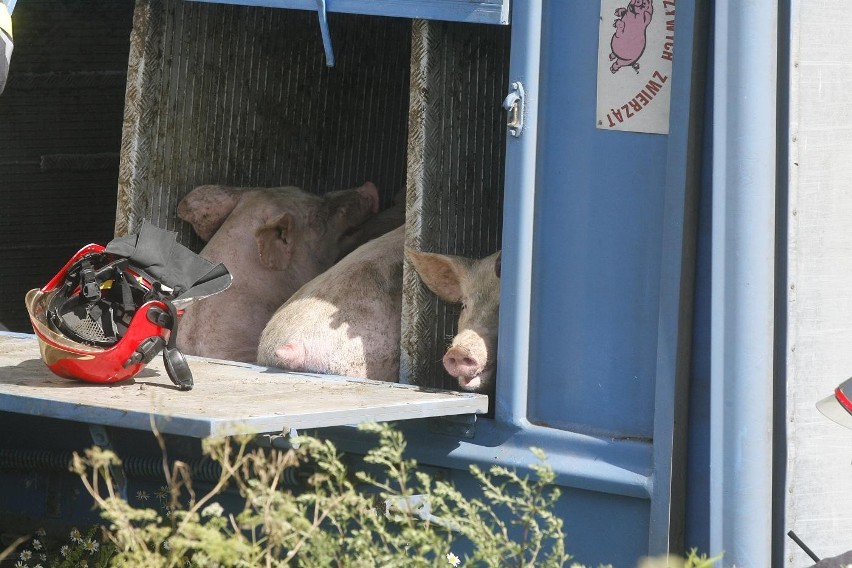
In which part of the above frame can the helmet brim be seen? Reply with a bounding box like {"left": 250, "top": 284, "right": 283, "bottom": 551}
{"left": 26, "top": 288, "right": 104, "bottom": 355}
{"left": 817, "top": 392, "right": 852, "bottom": 430}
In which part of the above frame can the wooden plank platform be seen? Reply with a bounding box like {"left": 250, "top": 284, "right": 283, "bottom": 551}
{"left": 0, "top": 334, "right": 487, "bottom": 438}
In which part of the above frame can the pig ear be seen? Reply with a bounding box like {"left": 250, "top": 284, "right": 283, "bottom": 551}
{"left": 256, "top": 213, "right": 295, "bottom": 270}
{"left": 405, "top": 249, "right": 471, "bottom": 303}
{"left": 177, "top": 185, "right": 243, "bottom": 242}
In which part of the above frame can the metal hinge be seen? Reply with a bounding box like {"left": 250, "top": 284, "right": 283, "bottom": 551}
{"left": 503, "top": 81, "right": 525, "bottom": 137}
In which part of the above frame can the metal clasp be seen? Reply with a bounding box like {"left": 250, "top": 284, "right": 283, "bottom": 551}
{"left": 503, "top": 81, "right": 525, "bottom": 137}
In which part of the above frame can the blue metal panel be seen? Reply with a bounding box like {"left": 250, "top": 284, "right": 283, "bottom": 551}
{"left": 531, "top": 2, "right": 666, "bottom": 439}
{"left": 445, "top": 468, "right": 651, "bottom": 568}
{"left": 185, "top": 0, "right": 510, "bottom": 25}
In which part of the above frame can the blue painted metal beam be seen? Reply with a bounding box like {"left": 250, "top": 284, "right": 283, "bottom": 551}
{"left": 326, "top": 419, "right": 654, "bottom": 500}
{"left": 710, "top": 1, "right": 778, "bottom": 566}
{"left": 185, "top": 0, "right": 511, "bottom": 26}
{"left": 493, "top": 0, "right": 537, "bottom": 430}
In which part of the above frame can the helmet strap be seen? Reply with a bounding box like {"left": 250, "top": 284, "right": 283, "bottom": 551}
{"left": 160, "top": 297, "right": 193, "bottom": 391}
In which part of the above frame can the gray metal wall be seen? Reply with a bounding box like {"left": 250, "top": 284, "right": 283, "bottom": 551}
{"left": 0, "top": 0, "right": 134, "bottom": 331}
{"left": 118, "top": 0, "right": 412, "bottom": 251}
{"left": 785, "top": 1, "right": 852, "bottom": 564}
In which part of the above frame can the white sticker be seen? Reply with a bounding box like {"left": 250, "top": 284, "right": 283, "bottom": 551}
{"left": 596, "top": 0, "right": 675, "bottom": 135}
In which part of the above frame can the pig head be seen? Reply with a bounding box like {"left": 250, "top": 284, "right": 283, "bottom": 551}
{"left": 609, "top": 0, "right": 653, "bottom": 74}
{"left": 335, "top": 187, "right": 406, "bottom": 261}
{"left": 175, "top": 182, "right": 379, "bottom": 362}
{"left": 406, "top": 248, "right": 501, "bottom": 394}
{"left": 257, "top": 225, "right": 404, "bottom": 382}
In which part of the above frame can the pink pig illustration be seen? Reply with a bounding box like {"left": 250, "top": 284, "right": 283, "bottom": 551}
{"left": 609, "top": 0, "right": 654, "bottom": 74}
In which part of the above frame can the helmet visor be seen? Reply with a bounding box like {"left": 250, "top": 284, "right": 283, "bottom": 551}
{"left": 817, "top": 376, "right": 852, "bottom": 430}
{"left": 25, "top": 288, "right": 105, "bottom": 362}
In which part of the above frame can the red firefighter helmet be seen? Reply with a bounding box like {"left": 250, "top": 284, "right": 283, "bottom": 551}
{"left": 25, "top": 222, "right": 231, "bottom": 390}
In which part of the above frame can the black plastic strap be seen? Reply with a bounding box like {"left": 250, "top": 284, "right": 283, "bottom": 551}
{"left": 79, "top": 260, "right": 100, "bottom": 302}
{"left": 117, "top": 271, "right": 135, "bottom": 314}
{"left": 160, "top": 298, "right": 193, "bottom": 390}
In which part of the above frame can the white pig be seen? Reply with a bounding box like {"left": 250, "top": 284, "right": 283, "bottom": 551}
{"left": 175, "top": 182, "right": 379, "bottom": 362}
{"left": 406, "top": 248, "right": 501, "bottom": 393}
{"left": 257, "top": 225, "right": 404, "bottom": 381}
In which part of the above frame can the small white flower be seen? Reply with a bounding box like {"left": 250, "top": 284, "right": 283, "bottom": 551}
{"left": 19, "top": 550, "right": 32, "bottom": 561}
{"left": 155, "top": 486, "right": 169, "bottom": 501}
{"left": 446, "top": 552, "right": 461, "bottom": 567}
{"left": 136, "top": 490, "right": 150, "bottom": 501}
{"left": 33, "top": 564, "right": 43, "bottom": 568}
{"left": 31, "top": 539, "right": 42, "bottom": 551}
{"left": 70, "top": 528, "right": 83, "bottom": 543}
{"left": 35, "top": 529, "right": 46, "bottom": 538}
{"left": 39, "top": 554, "right": 47, "bottom": 562}
{"left": 82, "top": 538, "right": 99, "bottom": 555}
{"left": 14, "top": 561, "right": 25, "bottom": 568}
{"left": 60, "top": 545, "right": 70, "bottom": 557}
{"left": 162, "top": 539, "right": 171, "bottom": 551}
{"left": 201, "top": 502, "right": 224, "bottom": 517}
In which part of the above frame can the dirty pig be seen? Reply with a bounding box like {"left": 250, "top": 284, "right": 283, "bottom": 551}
{"left": 175, "top": 182, "right": 379, "bottom": 362}
{"left": 609, "top": 0, "right": 654, "bottom": 74}
{"left": 407, "top": 248, "right": 501, "bottom": 394}
{"left": 257, "top": 225, "right": 404, "bottom": 382}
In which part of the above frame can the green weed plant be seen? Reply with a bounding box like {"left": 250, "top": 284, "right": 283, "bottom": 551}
{"left": 1, "top": 423, "right": 721, "bottom": 568}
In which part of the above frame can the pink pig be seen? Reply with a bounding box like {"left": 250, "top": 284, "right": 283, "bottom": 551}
{"left": 609, "top": 0, "right": 653, "bottom": 74}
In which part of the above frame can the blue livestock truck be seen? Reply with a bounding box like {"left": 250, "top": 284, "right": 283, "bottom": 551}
{"left": 1, "top": 1, "right": 847, "bottom": 566}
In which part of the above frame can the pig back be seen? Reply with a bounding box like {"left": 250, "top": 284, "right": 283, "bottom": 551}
{"left": 257, "top": 226, "right": 404, "bottom": 382}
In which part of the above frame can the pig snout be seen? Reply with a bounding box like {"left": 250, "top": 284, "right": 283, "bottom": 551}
{"left": 443, "top": 330, "right": 493, "bottom": 392}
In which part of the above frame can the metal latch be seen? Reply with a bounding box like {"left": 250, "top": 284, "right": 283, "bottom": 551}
{"left": 316, "top": 0, "right": 335, "bottom": 67}
{"left": 502, "top": 81, "right": 525, "bottom": 137}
